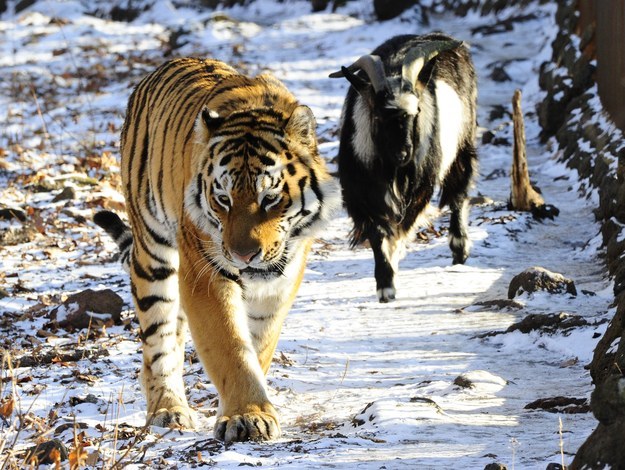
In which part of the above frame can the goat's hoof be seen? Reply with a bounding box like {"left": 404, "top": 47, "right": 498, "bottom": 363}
{"left": 377, "top": 287, "right": 396, "bottom": 303}
{"left": 452, "top": 252, "right": 469, "bottom": 265}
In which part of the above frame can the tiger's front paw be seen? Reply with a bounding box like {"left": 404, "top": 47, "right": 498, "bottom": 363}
{"left": 214, "top": 410, "right": 280, "bottom": 443}
{"left": 150, "top": 406, "right": 197, "bottom": 430}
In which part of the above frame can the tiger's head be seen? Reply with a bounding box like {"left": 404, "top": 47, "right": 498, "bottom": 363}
{"left": 185, "top": 96, "right": 340, "bottom": 280}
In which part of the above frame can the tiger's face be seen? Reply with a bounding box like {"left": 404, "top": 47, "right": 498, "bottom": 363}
{"left": 186, "top": 105, "right": 337, "bottom": 280}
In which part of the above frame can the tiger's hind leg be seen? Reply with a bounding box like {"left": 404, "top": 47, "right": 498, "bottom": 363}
{"left": 130, "top": 241, "right": 196, "bottom": 429}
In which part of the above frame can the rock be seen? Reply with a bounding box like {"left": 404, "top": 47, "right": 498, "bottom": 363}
{"left": 0, "top": 207, "right": 27, "bottom": 222}
{"left": 571, "top": 421, "right": 625, "bottom": 469}
{"left": 23, "top": 439, "right": 68, "bottom": 464}
{"left": 589, "top": 301, "right": 625, "bottom": 385}
{"left": 0, "top": 226, "right": 39, "bottom": 246}
{"left": 507, "top": 267, "right": 577, "bottom": 299}
{"left": 110, "top": 5, "right": 141, "bottom": 22}
{"left": 69, "top": 393, "right": 99, "bottom": 406}
{"left": 589, "top": 374, "right": 625, "bottom": 425}
{"left": 490, "top": 64, "right": 511, "bottom": 82}
{"left": 506, "top": 312, "right": 588, "bottom": 334}
{"left": 373, "top": 0, "right": 418, "bottom": 20}
{"left": 467, "top": 299, "right": 523, "bottom": 311}
{"left": 469, "top": 195, "right": 494, "bottom": 206}
{"left": 48, "top": 289, "right": 124, "bottom": 330}
{"left": 545, "top": 464, "right": 565, "bottom": 470}
{"left": 27, "top": 178, "right": 61, "bottom": 193}
{"left": 453, "top": 375, "right": 474, "bottom": 389}
{"left": 484, "top": 463, "right": 507, "bottom": 470}
{"left": 530, "top": 203, "right": 560, "bottom": 221}
{"left": 471, "top": 13, "right": 538, "bottom": 35}
{"left": 15, "top": 0, "right": 36, "bottom": 14}
{"left": 524, "top": 396, "right": 589, "bottom": 413}
{"left": 52, "top": 186, "right": 76, "bottom": 202}
{"left": 311, "top": 0, "right": 330, "bottom": 11}
{"left": 481, "top": 130, "right": 495, "bottom": 145}
{"left": 488, "top": 104, "right": 510, "bottom": 121}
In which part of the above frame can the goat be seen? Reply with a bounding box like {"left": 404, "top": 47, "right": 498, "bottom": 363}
{"left": 330, "top": 33, "right": 478, "bottom": 302}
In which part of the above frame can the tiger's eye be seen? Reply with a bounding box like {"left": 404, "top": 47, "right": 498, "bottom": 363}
{"left": 261, "top": 193, "right": 280, "bottom": 210}
{"left": 217, "top": 194, "right": 230, "bottom": 208}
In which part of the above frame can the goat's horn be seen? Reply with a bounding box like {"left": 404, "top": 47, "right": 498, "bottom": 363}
{"left": 329, "top": 55, "right": 387, "bottom": 94}
{"left": 401, "top": 40, "right": 463, "bottom": 92}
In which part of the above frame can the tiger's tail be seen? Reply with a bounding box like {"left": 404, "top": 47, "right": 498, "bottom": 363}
{"left": 94, "top": 210, "right": 133, "bottom": 273}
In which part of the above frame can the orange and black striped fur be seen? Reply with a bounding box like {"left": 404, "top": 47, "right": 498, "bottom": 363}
{"left": 95, "top": 58, "right": 340, "bottom": 442}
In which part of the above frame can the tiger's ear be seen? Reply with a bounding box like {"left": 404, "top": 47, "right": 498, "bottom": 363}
{"left": 286, "top": 105, "right": 317, "bottom": 150}
{"left": 194, "top": 106, "right": 224, "bottom": 144}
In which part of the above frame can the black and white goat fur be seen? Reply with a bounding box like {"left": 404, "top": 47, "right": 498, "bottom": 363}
{"left": 330, "top": 33, "right": 478, "bottom": 302}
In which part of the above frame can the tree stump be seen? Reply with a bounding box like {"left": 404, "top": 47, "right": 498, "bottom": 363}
{"left": 510, "top": 89, "right": 559, "bottom": 219}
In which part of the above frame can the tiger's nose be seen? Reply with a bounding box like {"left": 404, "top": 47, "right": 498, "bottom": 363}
{"left": 232, "top": 248, "right": 261, "bottom": 265}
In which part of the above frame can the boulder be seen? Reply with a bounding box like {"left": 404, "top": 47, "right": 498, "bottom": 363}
{"left": 508, "top": 267, "right": 577, "bottom": 299}
{"left": 48, "top": 289, "right": 124, "bottom": 330}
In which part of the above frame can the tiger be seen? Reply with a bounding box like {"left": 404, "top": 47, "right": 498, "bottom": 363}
{"left": 94, "top": 57, "right": 340, "bottom": 442}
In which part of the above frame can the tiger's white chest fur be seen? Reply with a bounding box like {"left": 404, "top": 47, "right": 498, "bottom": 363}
{"left": 242, "top": 241, "right": 308, "bottom": 341}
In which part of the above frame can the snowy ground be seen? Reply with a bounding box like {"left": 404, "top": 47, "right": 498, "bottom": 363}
{"left": 0, "top": 1, "right": 613, "bottom": 468}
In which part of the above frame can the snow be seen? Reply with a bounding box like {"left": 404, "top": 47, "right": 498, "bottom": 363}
{"left": 0, "top": 1, "right": 614, "bottom": 468}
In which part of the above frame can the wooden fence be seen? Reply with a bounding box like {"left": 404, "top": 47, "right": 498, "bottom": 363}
{"left": 577, "top": 0, "right": 625, "bottom": 131}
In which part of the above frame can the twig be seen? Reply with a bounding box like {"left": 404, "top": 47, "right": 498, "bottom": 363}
{"left": 559, "top": 416, "right": 566, "bottom": 469}
{"left": 29, "top": 85, "right": 50, "bottom": 145}
{"left": 509, "top": 437, "right": 519, "bottom": 470}
{"left": 107, "top": 389, "right": 173, "bottom": 470}
{"left": 327, "top": 358, "right": 350, "bottom": 404}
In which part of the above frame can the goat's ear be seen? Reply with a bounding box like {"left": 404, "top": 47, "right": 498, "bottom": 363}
{"left": 403, "top": 40, "right": 463, "bottom": 93}
{"left": 332, "top": 66, "right": 372, "bottom": 98}
{"left": 414, "top": 56, "right": 439, "bottom": 92}
{"left": 402, "top": 54, "right": 440, "bottom": 95}
{"left": 286, "top": 105, "right": 317, "bottom": 150}
{"left": 194, "top": 106, "right": 224, "bottom": 144}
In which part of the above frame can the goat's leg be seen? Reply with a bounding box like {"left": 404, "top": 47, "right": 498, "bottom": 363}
{"left": 369, "top": 228, "right": 404, "bottom": 302}
{"left": 448, "top": 196, "right": 471, "bottom": 264}
{"left": 441, "top": 142, "right": 476, "bottom": 265}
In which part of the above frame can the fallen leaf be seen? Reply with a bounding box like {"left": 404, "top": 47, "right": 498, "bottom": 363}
{"left": 0, "top": 397, "right": 14, "bottom": 419}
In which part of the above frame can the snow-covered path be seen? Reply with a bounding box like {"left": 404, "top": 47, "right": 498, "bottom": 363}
{"left": 0, "top": 2, "right": 611, "bottom": 468}
{"left": 212, "top": 4, "right": 610, "bottom": 468}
